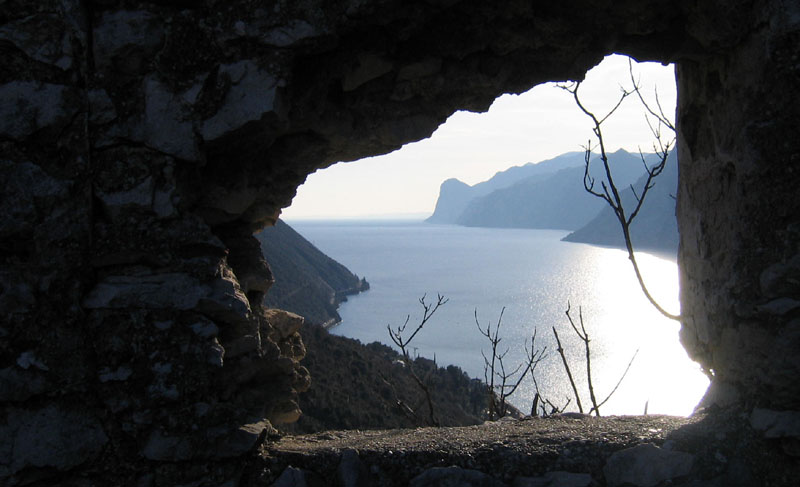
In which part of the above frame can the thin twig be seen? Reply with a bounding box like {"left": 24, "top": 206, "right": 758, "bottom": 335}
{"left": 558, "top": 67, "right": 681, "bottom": 322}
{"left": 552, "top": 325, "right": 583, "bottom": 413}
{"left": 386, "top": 294, "right": 448, "bottom": 426}
{"left": 591, "top": 349, "right": 639, "bottom": 414}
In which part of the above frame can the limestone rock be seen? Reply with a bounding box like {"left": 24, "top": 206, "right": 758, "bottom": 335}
{"left": 81, "top": 273, "right": 205, "bottom": 310}
{"left": 88, "top": 89, "right": 117, "bottom": 124}
{"left": 200, "top": 61, "right": 281, "bottom": 142}
{"left": 750, "top": 408, "right": 800, "bottom": 439}
{"left": 92, "top": 10, "right": 165, "bottom": 73}
{"left": 142, "top": 76, "right": 200, "bottom": 161}
{"left": 272, "top": 466, "right": 308, "bottom": 487}
{"left": 0, "top": 367, "right": 49, "bottom": 402}
{"left": 0, "top": 82, "right": 78, "bottom": 139}
{"left": 5, "top": 405, "right": 108, "bottom": 475}
{"left": 214, "top": 420, "right": 271, "bottom": 458}
{"left": 604, "top": 443, "right": 694, "bottom": 487}
{"left": 513, "top": 471, "right": 592, "bottom": 487}
{"left": 338, "top": 449, "right": 369, "bottom": 487}
{"left": 142, "top": 429, "right": 193, "bottom": 462}
{"left": 2, "top": 0, "right": 799, "bottom": 485}
{"left": 0, "top": 14, "right": 73, "bottom": 69}
{"left": 266, "top": 309, "right": 305, "bottom": 340}
{"left": 410, "top": 466, "right": 507, "bottom": 487}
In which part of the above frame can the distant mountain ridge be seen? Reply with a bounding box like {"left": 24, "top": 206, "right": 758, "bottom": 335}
{"left": 563, "top": 151, "right": 678, "bottom": 252}
{"left": 427, "top": 149, "right": 678, "bottom": 251}
{"left": 430, "top": 150, "right": 660, "bottom": 229}
{"left": 426, "top": 152, "right": 587, "bottom": 223}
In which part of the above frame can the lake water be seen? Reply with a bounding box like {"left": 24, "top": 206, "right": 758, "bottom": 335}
{"left": 288, "top": 219, "right": 709, "bottom": 416}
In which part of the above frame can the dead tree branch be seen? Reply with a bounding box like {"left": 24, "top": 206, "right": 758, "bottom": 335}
{"left": 476, "top": 308, "right": 504, "bottom": 420}
{"left": 565, "top": 303, "right": 599, "bottom": 416}
{"left": 476, "top": 309, "right": 548, "bottom": 419}
{"left": 592, "top": 348, "right": 639, "bottom": 414}
{"left": 552, "top": 325, "right": 584, "bottom": 414}
{"left": 387, "top": 293, "right": 448, "bottom": 426}
{"left": 557, "top": 70, "right": 680, "bottom": 322}
{"left": 554, "top": 303, "right": 640, "bottom": 416}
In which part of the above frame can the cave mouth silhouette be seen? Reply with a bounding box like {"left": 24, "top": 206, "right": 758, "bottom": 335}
{"left": 276, "top": 56, "right": 710, "bottom": 419}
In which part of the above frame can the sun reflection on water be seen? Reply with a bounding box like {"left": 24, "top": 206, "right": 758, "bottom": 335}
{"left": 511, "top": 248, "right": 709, "bottom": 416}
{"left": 300, "top": 222, "right": 711, "bottom": 418}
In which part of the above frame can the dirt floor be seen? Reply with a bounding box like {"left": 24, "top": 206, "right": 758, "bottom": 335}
{"left": 246, "top": 412, "right": 798, "bottom": 486}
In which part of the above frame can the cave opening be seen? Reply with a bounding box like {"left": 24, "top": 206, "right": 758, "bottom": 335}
{"left": 263, "top": 55, "right": 709, "bottom": 428}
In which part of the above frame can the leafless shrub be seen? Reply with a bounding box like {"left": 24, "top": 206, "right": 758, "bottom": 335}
{"left": 387, "top": 293, "right": 448, "bottom": 426}
{"left": 557, "top": 59, "right": 680, "bottom": 321}
{"left": 475, "top": 308, "right": 549, "bottom": 419}
{"left": 552, "top": 303, "right": 639, "bottom": 416}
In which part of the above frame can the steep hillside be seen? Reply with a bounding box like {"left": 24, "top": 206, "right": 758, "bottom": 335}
{"left": 281, "top": 323, "right": 488, "bottom": 434}
{"left": 426, "top": 152, "right": 586, "bottom": 224}
{"left": 562, "top": 151, "right": 678, "bottom": 253}
{"left": 457, "top": 150, "right": 654, "bottom": 230}
{"left": 255, "top": 219, "right": 369, "bottom": 327}
{"left": 257, "top": 220, "right": 492, "bottom": 434}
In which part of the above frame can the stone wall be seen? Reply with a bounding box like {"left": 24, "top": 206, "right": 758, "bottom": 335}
{"left": 676, "top": 1, "right": 800, "bottom": 410}
{"left": 0, "top": 0, "right": 797, "bottom": 485}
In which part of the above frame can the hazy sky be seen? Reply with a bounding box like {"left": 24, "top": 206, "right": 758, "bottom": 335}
{"left": 282, "top": 55, "right": 677, "bottom": 220}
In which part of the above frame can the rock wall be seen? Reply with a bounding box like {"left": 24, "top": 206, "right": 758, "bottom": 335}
{"left": 676, "top": 1, "right": 800, "bottom": 410}
{"left": 0, "top": 0, "right": 797, "bottom": 485}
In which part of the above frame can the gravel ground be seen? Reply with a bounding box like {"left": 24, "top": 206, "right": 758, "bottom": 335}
{"left": 248, "top": 412, "right": 798, "bottom": 486}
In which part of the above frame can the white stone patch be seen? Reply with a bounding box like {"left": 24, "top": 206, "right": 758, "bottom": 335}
{"left": 751, "top": 408, "right": 800, "bottom": 438}
{"left": 201, "top": 61, "right": 278, "bottom": 141}
{"left": 260, "top": 20, "right": 318, "bottom": 47}
{"left": 16, "top": 351, "right": 49, "bottom": 371}
{"left": 191, "top": 319, "right": 219, "bottom": 338}
{"left": 98, "top": 366, "right": 133, "bottom": 382}
{"left": 96, "top": 176, "right": 154, "bottom": 212}
{"left": 143, "top": 76, "right": 200, "bottom": 161}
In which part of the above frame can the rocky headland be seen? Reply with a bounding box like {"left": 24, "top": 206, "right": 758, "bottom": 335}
{"left": 256, "top": 219, "right": 369, "bottom": 328}
{"left": 562, "top": 152, "right": 679, "bottom": 253}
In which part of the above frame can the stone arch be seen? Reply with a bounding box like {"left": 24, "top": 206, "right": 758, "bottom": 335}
{"left": 1, "top": 0, "right": 798, "bottom": 485}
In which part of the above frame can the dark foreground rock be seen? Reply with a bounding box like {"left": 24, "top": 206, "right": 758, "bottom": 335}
{"left": 252, "top": 412, "right": 800, "bottom": 487}
{"left": 2, "top": 0, "right": 799, "bottom": 484}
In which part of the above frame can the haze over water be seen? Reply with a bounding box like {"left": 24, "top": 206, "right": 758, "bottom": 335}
{"left": 288, "top": 219, "right": 709, "bottom": 417}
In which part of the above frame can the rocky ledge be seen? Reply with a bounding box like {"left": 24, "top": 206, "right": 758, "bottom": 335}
{"left": 250, "top": 411, "right": 799, "bottom": 487}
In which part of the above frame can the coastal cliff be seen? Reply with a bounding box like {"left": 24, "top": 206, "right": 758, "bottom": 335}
{"left": 256, "top": 219, "right": 369, "bottom": 327}
{"left": 563, "top": 151, "right": 679, "bottom": 253}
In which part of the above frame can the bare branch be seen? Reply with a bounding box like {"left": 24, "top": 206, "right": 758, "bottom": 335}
{"left": 564, "top": 60, "right": 681, "bottom": 322}
{"left": 628, "top": 57, "right": 675, "bottom": 132}
{"left": 552, "top": 325, "right": 584, "bottom": 414}
{"left": 386, "top": 294, "right": 448, "bottom": 426}
{"left": 591, "top": 349, "right": 639, "bottom": 414}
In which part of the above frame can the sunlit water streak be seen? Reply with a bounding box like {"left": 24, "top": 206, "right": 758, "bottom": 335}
{"left": 288, "top": 220, "right": 709, "bottom": 416}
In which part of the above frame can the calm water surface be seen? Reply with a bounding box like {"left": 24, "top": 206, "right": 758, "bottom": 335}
{"left": 288, "top": 220, "right": 709, "bottom": 416}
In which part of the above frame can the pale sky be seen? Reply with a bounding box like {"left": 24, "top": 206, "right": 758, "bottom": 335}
{"left": 281, "top": 55, "right": 677, "bottom": 220}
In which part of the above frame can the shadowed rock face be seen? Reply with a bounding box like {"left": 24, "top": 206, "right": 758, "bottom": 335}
{"left": 0, "top": 0, "right": 797, "bottom": 484}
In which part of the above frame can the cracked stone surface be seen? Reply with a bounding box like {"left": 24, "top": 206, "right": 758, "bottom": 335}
{"left": 1, "top": 0, "right": 798, "bottom": 485}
